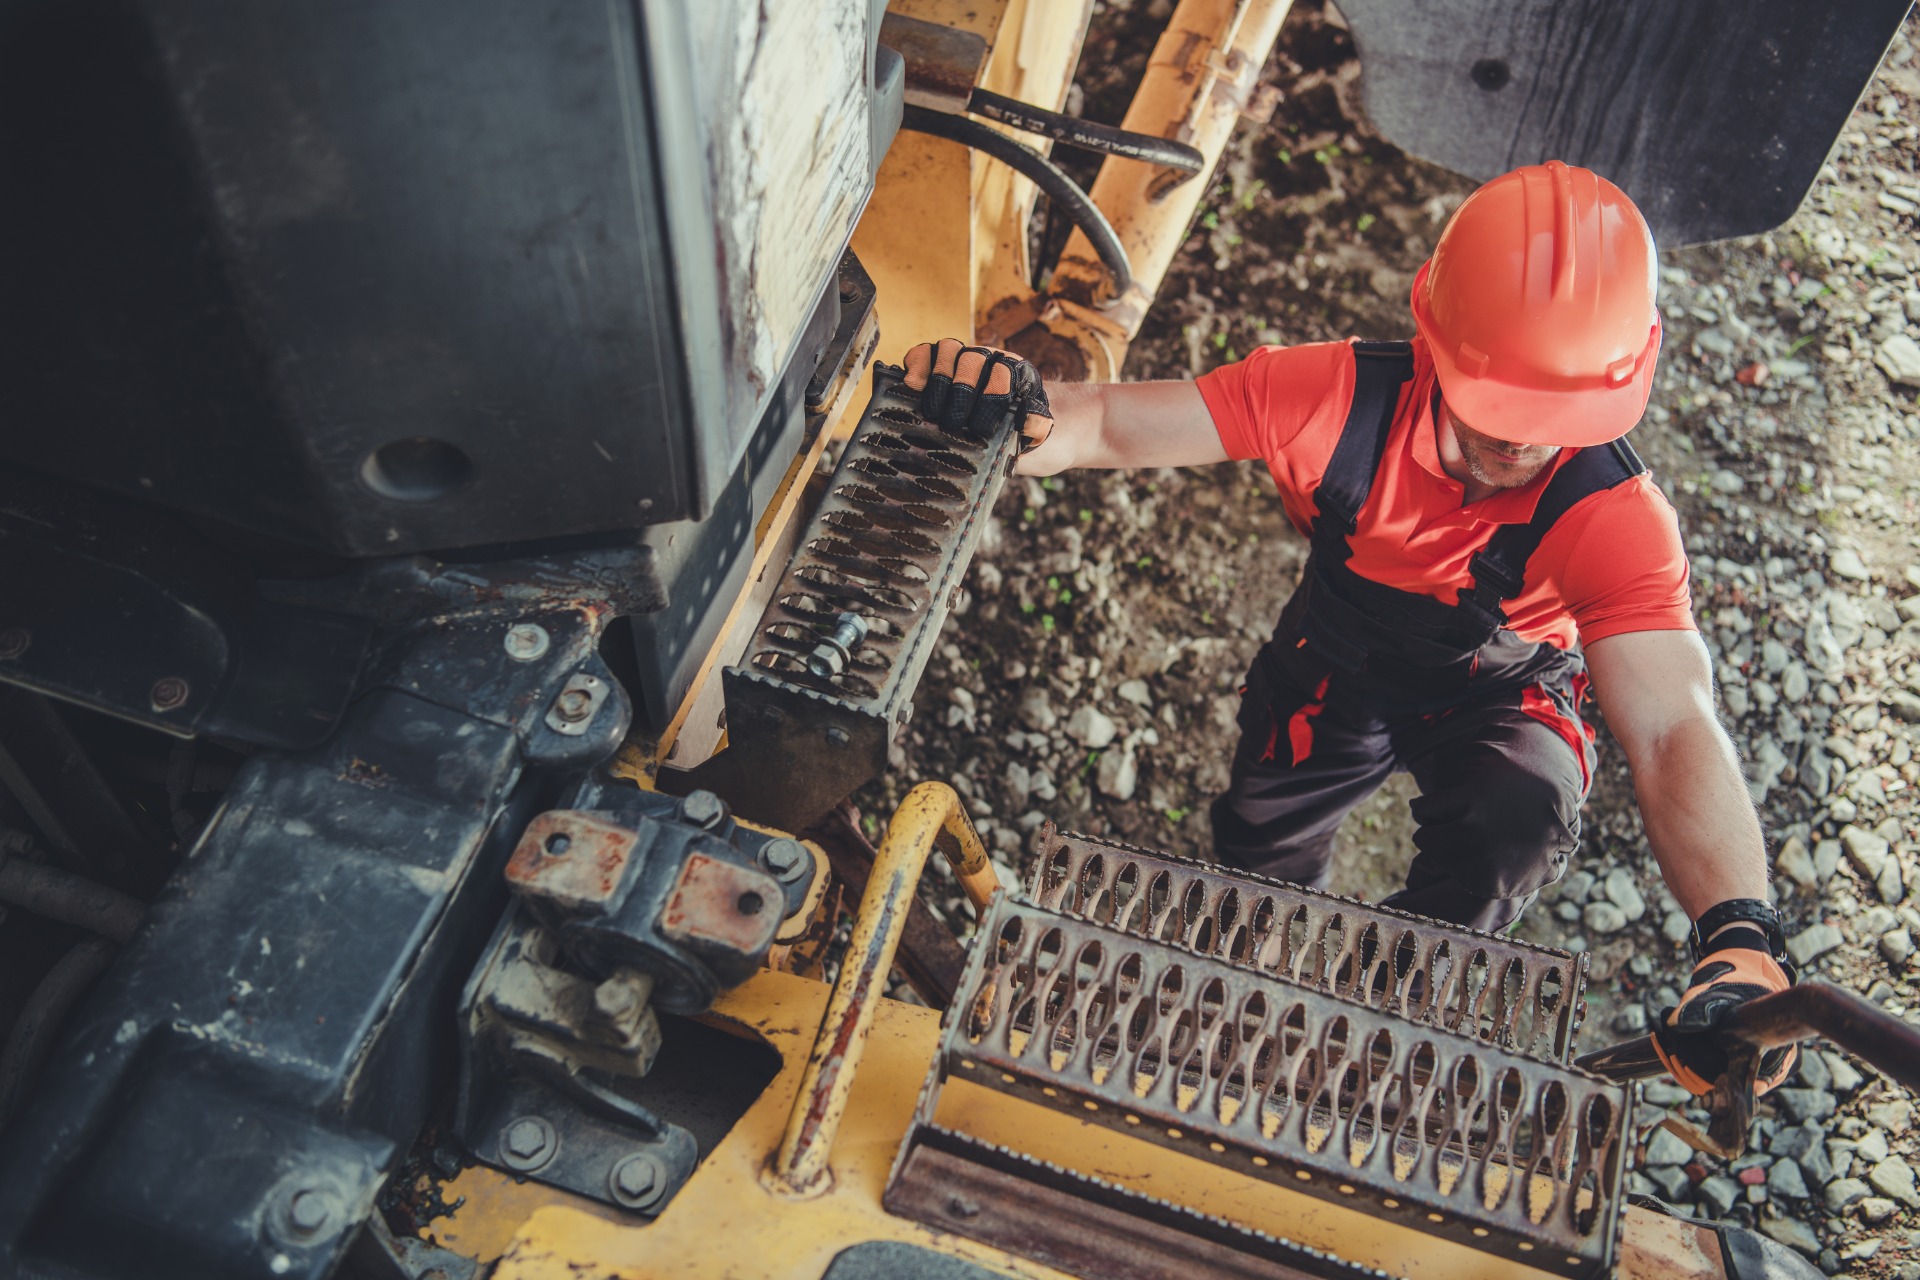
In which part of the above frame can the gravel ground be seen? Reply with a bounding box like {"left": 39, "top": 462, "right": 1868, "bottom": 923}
{"left": 859, "top": 5, "right": 1920, "bottom": 1273}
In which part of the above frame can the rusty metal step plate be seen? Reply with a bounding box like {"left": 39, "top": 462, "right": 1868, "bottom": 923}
{"left": 1028, "top": 829, "right": 1589, "bottom": 1064}
{"left": 670, "top": 363, "right": 1016, "bottom": 831}
{"left": 891, "top": 895, "right": 1633, "bottom": 1280}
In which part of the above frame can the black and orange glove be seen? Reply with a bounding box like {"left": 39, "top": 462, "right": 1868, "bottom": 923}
{"left": 1652, "top": 900, "right": 1797, "bottom": 1096}
{"left": 901, "top": 339, "right": 1054, "bottom": 454}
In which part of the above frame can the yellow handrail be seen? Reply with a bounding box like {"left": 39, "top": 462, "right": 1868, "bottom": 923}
{"left": 766, "top": 781, "right": 996, "bottom": 1197}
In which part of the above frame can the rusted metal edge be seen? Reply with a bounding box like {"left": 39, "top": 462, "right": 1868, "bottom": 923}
{"left": 1029, "top": 827, "right": 1590, "bottom": 1062}
{"left": 944, "top": 897, "right": 1632, "bottom": 1279}
{"left": 887, "top": 1126, "right": 1403, "bottom": 1280}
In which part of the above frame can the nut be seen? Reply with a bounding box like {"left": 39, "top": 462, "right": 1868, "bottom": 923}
{"left": 286, "top": 1188, "right": 333, "bottom": 1235}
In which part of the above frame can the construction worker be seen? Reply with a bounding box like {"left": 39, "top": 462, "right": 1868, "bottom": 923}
{"left": 903, "top": 161, "right": 1795, "bottom": 1099}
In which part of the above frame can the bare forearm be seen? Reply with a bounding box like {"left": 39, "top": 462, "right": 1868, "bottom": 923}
{"left": 1016, "top": 380, "right": 1227, "bottom": 475}
{"left": 1633, "top": 714, "right": 1771, "bottom": 920}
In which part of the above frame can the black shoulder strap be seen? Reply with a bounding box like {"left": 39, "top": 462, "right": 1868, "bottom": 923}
{"left": 1467, "top": 437, "right": 1650, "bottom": 603}
{"left": 1314, "top": 341, "right": 1415, "bottom": 536}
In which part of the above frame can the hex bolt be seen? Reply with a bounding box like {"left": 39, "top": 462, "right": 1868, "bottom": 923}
{"left": 806, "top": 611, "right": 869, "bottom": 680}
{"left": 150, "top": 677, "right": 190, "bottom": 711}
{"left": 553, "top": 687, "right": 594, "bottom": 724}
{"left": 286, "top": 1188, "right": 333, "bottom": 1236}
{"left": 500, "top": 1115, "right": 556, "bottom": 1171}
{"left": 825, "top": 726, "right": 850, "bottom": 747}
{"left": 608, "top": 1153, "right": 665, "bottom": 1210}
{"left": 760, "top": 838, "right": 809, "bottom": 883}
{"left": 0, "top": 628, "right": 27, "bottom": 660}
{"left": 679, "top": 789, "right": 726, "bottom": 829}
{"left": 503, "top": 623, "right": 551, "bottom": 662}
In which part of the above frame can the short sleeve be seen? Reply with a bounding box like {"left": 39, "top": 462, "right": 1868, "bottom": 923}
{"left": 1543, "top": 476, "right": 1695, "bottom": 645}
{"left": 1195, "top": 342, "right": 1354, "bottom": 464}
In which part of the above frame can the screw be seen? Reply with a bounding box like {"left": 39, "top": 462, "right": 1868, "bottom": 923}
{"left": 286, "top": 1188, "right": 333, "bottom": 1236}
{"left": 679, "top": 790, "right": 726, "bottom": 829}
{"left": 0, "top": 628, "right": 27, "bottom": 660}
{"left": 554, "top": 688, "right": 594, "bottom": 723}
{"left": 501, "top": 1115, "right": 556, "bottom": 1170}
{"left": 947, "top": 1194, "right": 981, "bottom": 1220}
{"left": 150, "top": 677, "right": 190, "bottom": 711}
{"left": 609, "top": 1153, "right": 665, "bottom": 1209}
{"left": 806, "top": 611, "right": 869, "bottom": 680}
{"left": 761, "top": 838, "right": 808, "bottom": 883}
{"left": 825, "top": 726, "right": 850, "bottom": 747}
{"left": 503, "top": 623, "right": 551, "bottom": 662}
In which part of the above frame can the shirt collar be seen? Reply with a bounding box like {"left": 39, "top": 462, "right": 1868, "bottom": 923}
{"left": 1411, "top": 369, "right": 1574, "bottom": 526}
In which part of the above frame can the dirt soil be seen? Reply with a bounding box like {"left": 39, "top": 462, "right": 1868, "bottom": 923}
{"left": 858, "top": 4, "right": 1920, "bottom": 1273}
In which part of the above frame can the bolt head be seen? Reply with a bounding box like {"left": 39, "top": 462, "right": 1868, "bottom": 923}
{"left": 761, "top": 838, "right": 808, "bottom": 882}
{"left": 504, "top": 623, "right": 551, "bottom": 662}
{"left": 609, "top": 1153, "right": 664, "bottom": 1208}
{"left": 0, "top": 628, "right": 28, "bottom": 660}
{"left": 554, "top": 688, "right": 594, "bottom": 722}
{"left": 825, "top": 726, "right": 850, "bottom": 747}
{"left": 287, "top": 1188, "right": 332, "bottom": 1234}
{"left": 150, "top": 677, "right": 190, "bottom": 711}
{"left": 679, "top": 790, "right": 726, "bottom": 829}
{"left": 503, "top": 1116, "right": 553, "bottom": 1164}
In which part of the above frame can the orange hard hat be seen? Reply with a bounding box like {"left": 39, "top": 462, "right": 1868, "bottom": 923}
{"left": 1410, "top": 160, "right": 1662, "bottom": 447}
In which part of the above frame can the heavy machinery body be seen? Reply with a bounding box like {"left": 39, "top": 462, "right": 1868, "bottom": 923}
{"left": 0, "top": 2, "right": 1910, "bottom": 1278}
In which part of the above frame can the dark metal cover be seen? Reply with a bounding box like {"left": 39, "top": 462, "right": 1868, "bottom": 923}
{"left": 1337, "top": 0, "right": 1913, "bottom": 246}
{"left": 0, "top": 0, "right": 882, "bottom": 557}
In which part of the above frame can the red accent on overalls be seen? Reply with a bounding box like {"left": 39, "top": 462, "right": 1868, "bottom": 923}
{"left": 1521, "top": 684, "right": 1591, "bottom": 791}
{"left": 1264, "top": 676, "right": 1332, "bottom": 766}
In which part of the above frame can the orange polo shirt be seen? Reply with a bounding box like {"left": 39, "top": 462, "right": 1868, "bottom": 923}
{"left": 1196, "top": 337, "right": 1693, "bottom": 651}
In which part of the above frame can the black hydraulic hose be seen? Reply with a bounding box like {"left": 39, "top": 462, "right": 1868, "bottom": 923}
{"left": 901, "top": 104, "right": 1134, "bottom": 297}
{"left": 0, "top": 936, "right": 116, "bottom": 1131}
{"left": 966, "top": 88, "right": 1205, "bottom": 182}
{"left": 0, "top": 855, "right": 146, "bottom": 945}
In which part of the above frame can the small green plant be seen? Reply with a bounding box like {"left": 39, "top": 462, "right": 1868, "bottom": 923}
{"left": 1135, "top": 555, "right": 1154, "bottom": 569}
{"left": 1275, "top": 147, "right": 1293, "bottom": 165}
{"left": 1041, "top": 614, "right": 1056, "bottom": 632}
{"left": 1020, "top": 601, "right": 1035, "bottom": 614}
{"left": 1057, "top": 587, "right": 1072, "bottom": 604}
{"left": 1165, "top": 807, "right": 1191, "bottom": 823}
{"left": 1041, "top": 476, "right": 1058, "bottom": 491}
{"left": 1078, "top": 508, "right": 1093, "bottom": 523}
{"left": 1355, "top": 213, "right": 1377, "bottom": 234}
{"left": 1023, "top": 506, "right": 1036, "bottom": 522}
{"left": 1201, "top": 210, "right": 1220, "bottom": 230}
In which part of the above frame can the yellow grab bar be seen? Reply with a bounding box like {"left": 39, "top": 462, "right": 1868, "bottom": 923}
{"left": 766, "top": 781, "right": 996, "bottom": 1196}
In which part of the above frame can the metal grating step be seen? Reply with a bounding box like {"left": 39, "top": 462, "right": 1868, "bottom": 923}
{"left": 1028, "top": 829, "right": 1589, "bottom": 1064}
{"left": 669, "top": 364, "right": 1016, "bottom": 831}
{"left": 892, "top": 895, "right": 1632, "bottom": 1280}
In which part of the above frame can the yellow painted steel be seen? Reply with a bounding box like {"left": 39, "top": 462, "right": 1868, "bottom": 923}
{"left": 768, "top": 780, "right": 994, "bottom": 1196}
{"left": 441, "top": 968, "right": 1690, "bottom": 1280}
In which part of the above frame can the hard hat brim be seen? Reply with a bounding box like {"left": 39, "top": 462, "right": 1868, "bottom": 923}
{"left": 1411, "top": 260, "right": 1662, "bottom": 449}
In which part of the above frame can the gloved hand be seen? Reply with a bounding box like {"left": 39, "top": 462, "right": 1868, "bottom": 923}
{"left": 902, "top": 339, "right": 1054, "bottom": 453}
{"left": 1652, "top": 903, "right": 1797, "bottom": 1096}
